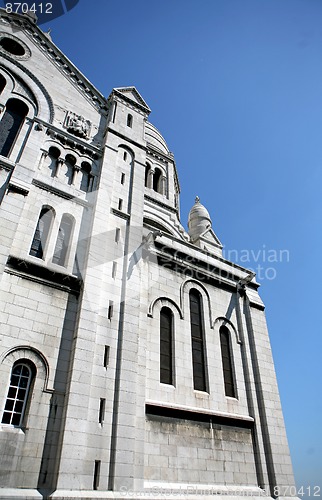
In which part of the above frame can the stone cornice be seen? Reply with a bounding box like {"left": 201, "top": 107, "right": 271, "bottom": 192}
{"left": 152, "top": 239, "right": 260, "bottom": 294}
{"left": 0, "top": 9, "right": 108, "bottom": 114}
{"left": 146, "top": 402, "right": 254, "bottom": 428}
{"left": 111, "top": 208, "right": 130, "bottom": 220}
{"left": 146, "top": 147, "right": 171, "bottom": 165}
{"left": 5, "top": 255, "right": 82, "bottom": 295}
{"left": 0, "top": 156, "right": 15, "bottom": 171}
{"left": 32, "top": 179, "right": 90, "bottom": 207}
{"left": 144, "top": 194, "right": 178, "bottom": 214}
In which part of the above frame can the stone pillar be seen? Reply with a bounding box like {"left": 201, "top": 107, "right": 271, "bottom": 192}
{"left": 147, "top": 169, "right": 154, "bottom": 189}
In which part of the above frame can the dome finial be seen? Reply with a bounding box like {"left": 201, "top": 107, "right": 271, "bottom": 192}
{"left": 195, "top": 196, "right": 200, "bottom": 203}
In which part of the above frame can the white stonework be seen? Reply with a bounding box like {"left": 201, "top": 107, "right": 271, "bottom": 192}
{"left": 0, "top": 8, "right": 297, "bottom": 500}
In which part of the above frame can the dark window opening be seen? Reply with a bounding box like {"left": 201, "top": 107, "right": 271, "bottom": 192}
{"left": 103, "top": 346, "right": 110, "bottom": 368}
{"left": 0, "top": 74, "right": 6, "bottom": 94}
{"left": 0, "top": 37, "right": 25, "bottom": 56}
{"left": 153, "top": 168, "right": 162, "bottom": 193}
{"left": 0, "top": 98, "right": 28, "bottom": 157}
{"left": 189, "top": 290, "right": 207, "bottom": 392}
{"left": 127, "top": 114, "right": 133, "bottom": 128}
{"left": 98, "top": 398, "right": 106, "bottom": 424}
{"left": 160, "top": 307, "right": 174, "bottom": 385}
{"left": 48, "top": 146, "right": 61, "bottom": 177}
{"left": 80, "top": 161, "right": 92, "bottom": 192}
{"left": 145, "top": 164, "right": 150, "bottom": 187}
{"left": 220, "top": 326, "right": 236, "bottom": 398}
{"left": 29, "top": 207, "right": 54, "bottom": 259}
{"left": 93, "top": 460, "right": 101, "bottom": 490}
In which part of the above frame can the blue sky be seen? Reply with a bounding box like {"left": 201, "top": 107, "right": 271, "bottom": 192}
{"left": 7, "top": 0, "right": 322, "bottom": 491}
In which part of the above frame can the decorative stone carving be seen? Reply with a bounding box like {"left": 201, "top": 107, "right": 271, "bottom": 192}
{"left": 64, "top": 111, "right": 91, "bottom": 139}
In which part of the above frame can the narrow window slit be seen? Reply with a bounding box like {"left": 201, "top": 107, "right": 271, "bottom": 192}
{"left": 103, "top": 346, "right": 110, "bottom": 368}
{"left": 108, "top": 301, "right": 113, "bottom": 320}
{"left": 99, "top": 398, "right": 105, "bottom": 424}
{"left": 112, "top": 261, "right": 117, "bottom": 278}
{"left": 93, "top": 460, "right": 101, "bottom": 490}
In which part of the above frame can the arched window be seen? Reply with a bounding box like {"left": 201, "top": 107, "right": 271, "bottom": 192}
{"left": 0, "top": 74, "right": 6, "bottom": 94}
{"left": 0, "top": 98, "right": 28, "bottom": 157}
{"left": 80, "top": 161, "right": 92, "bottom": 192}
{"left": 29, "top": 206, "right": 55, "bottom": 259}
{"left": 160, "top": 307, "right": 174, "bottom": 385}
{"left": 1, "top": 361, "right": 35, "bottom": 426}
{"left": 189, "top": 289, "right": 207, "bottom": 392}
{"left": 64, "top": 154, "right": 77, "bottom": 185}
{"left": 52, "top": 214, "right": 74, "bottom": 266}
{"left": 47, "top": 146, "right": 60, "bottom": 177}
{"left": 219, "top": 326, "right": 236, "bottom": 398}
{"left": 127, "top": 113, "right": 133, "bottom": 128}
{"left": 153, "top": 168, "right": 162, "bottom": 193}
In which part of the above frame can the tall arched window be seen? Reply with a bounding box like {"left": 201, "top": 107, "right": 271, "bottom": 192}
{"left": 29, "top": 206, "right": 55, "bottom": 259}
{"left": 219, "top": 325, "right": 236, "bottom": 398}
{"left": 0, "top": 98, "right": 28, "bottom": 157}
{"left": 64, "top": 154, "right": 77, "bottom": 185}
{"left": 47, "top": 146, "right": 61, "bottom": 177}
{"left": 0, "top": 74, "right": 6, "bottom": 94}
{"left": 52, "top": 214, "right": 74, "bottom": 266}
{"left": 1, "top": 361, "right": 35, "bottom": 426}
{"left": 153, "top": 168, "right": 162, "bottom": 193}
{"left": 80, "top": 161, "right": 92, "bottom": 192}
{"left": 160, "top": 307, "right": 174, "bottom": 385}
{"left": 189, "top": 289, "right": 207, "bottom": 392}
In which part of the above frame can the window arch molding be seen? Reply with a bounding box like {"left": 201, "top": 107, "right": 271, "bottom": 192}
{"left": 213, "top": 317, "right": 241, "bottom": 344}
{"left": 180, "top": 279, "right": 214, "bottom": 328}
{"left": 0, "top": 347, "right": 50, "bottom": 428}
{"left": 118, "top": 143, "right": 135, "bottom": 160}
{"left": 148, "top": 296, "right": 183, "bottom": 319}
{"left": 0, "top": 59, "right": 54, "bottom": 123}
{"left": 0, "top": 67, "right": 14, "bottom": 96}
{"left": 0, "top": 346, "right": 50, "bottom": 392}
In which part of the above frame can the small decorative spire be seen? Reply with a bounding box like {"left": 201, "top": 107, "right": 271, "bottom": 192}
{"left": 195, "top": 196, "right": 200, "bottom": 203}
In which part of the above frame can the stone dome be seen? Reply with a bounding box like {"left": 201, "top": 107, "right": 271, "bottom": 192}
{"left": 188, "top": 196, "right": 212, "bottom": 242}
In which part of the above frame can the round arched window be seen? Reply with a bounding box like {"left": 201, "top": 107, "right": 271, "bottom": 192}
{"left": 0, "top": 37, "right": 25, "bottom": 56}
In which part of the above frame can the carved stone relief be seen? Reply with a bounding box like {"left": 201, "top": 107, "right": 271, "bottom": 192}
{"left": 64, "top": 111, "right": 91, "bottom": 139}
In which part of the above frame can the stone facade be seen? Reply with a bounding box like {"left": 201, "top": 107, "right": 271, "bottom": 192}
{"left": 0, "top": 8, "right": 297, "bottom": 500}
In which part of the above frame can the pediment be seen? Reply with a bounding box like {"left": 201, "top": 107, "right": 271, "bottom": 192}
{"left": 113, "top": 87, "right": 151, "bottom": 113}
{"left": 200, "top": 228, "right": 223, "bottom": 248}
{"left": 114, "top": 87, "right": 151, "bottom": 109}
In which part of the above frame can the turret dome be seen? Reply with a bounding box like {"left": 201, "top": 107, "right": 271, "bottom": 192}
{"left": 188, "top": 196, "right": 212, "bottom": 242}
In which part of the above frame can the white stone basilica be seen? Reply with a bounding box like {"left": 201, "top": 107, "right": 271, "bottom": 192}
{"left": 0, "top": 8, "right": 297, "bottom": 500}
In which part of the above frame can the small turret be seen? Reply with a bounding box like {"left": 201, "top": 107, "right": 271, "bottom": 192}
{"left": 188, "top": 196, "right": 212, "bottom": 242}
{"left": 187, "top": 196, "right": 223, "bottom": 256}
